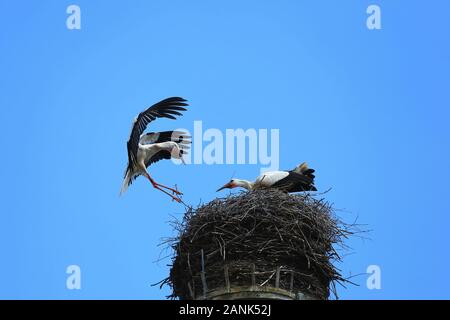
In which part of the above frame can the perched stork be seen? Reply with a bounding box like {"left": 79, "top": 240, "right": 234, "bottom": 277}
{"left": 216, "top": 162, "right": 317, "bottom": 193}
{"left": 120, "top": 97, "right": 190, "bottom": 203}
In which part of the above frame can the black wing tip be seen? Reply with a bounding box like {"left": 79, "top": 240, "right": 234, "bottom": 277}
{"left": 157, "top": 97, "right": 189, "bottom": 114}
{"left": 160, "top": 96, "right": 188, "bottom": 104}
{"left": 167, "top": 96, "right": 187, "bottom": 101}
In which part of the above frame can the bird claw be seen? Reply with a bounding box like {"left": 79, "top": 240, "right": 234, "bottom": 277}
{"left": 171, "top": 196, "right": 182, "bottom": 203}
{"left": 171, "top": 184, "right": 183, "bottom": 196}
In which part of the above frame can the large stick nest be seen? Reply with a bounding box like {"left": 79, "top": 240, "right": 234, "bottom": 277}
{"left": 161, "top": 189, "right": 356, "bottom": 300}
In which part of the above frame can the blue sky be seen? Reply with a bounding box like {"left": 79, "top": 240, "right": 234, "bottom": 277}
{"left": 1, "top": 0, "right": 449, "bottom": 299}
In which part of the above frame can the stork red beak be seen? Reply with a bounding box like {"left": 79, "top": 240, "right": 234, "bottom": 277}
{"left": 216, "top": 182, "right": 235, "bottom": 192}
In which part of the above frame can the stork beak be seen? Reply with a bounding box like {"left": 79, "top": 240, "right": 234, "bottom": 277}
{"left": 216, "top": 182, "right": 233, "bottom": 192}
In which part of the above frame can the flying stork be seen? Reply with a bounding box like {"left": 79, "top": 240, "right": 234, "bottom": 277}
{"left": 120, "top": 97, "right": 190, "bottom": 203}
{"left": 216, "top": 162, "right": 317, "bottom": 193}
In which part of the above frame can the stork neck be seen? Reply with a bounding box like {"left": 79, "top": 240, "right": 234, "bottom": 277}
{"left": 234, "top": 179, "right": 254, "bottom": 191}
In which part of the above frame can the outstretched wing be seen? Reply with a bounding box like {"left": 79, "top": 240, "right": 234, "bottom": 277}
{"left": 126, "top": 97, "right": 188, "bottom": 166}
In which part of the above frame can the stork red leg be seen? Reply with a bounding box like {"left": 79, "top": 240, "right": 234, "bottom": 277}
{"left": 154, "top": 182, "right": 183, "bottom": 195}
{"left": 144, "top": 172, "right": 183, "bottom": 203}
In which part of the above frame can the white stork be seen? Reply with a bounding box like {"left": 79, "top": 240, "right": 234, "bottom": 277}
{"left": 120, "top": 97, "right": 190, "bottom": 203}
{"left": 216, "top": 162, "right": 317, "bottom": 193}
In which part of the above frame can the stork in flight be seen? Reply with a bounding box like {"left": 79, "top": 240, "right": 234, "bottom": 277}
{"left": 120, "top": 97, "right": 190, "bottom": 203}
{"left": 216, "top": 162, "right": 317, "bottom": 193}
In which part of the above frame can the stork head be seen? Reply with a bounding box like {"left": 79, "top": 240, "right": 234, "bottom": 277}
{"left": 216, "top": 179, "right": 238, "bottom": 192}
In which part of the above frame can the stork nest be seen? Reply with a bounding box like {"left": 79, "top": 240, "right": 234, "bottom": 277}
{"left": 160, "top": 189, "right": 356, "bottom": 300}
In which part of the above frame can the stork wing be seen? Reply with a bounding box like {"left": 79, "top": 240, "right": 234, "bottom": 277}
{"left": 292, "top": 162, "right": 316, "bottom": 179}
{"left": 145, "top": 150, "right": 173, "bottom": 167}
{"left": 139, "top": 130, "right": 191, "bottom": 146}
{"left": 127, "top": 97, "right": 188, "bottom": 165}
{"left": 271, "top": 172, "right": 316, "bottom": 191}
{"left": 144, "top": 142, "right": 190, "bottom": 168}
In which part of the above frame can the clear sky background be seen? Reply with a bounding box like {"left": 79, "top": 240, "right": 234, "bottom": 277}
{"left": 1, "top": 0, "right": 449, "bottom": 299}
